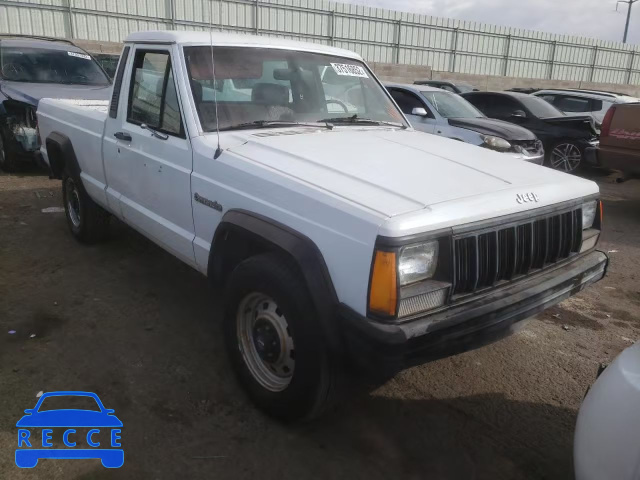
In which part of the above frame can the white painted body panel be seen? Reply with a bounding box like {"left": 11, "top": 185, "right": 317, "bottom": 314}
{"left": 574, "top": 343, "right": 640, "bottom": 480}
{"left": 36, "top": 32, "right": 601, "bottom": 316}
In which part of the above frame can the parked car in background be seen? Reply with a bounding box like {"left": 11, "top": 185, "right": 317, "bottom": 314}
{"left": 0, "top": 35, "right": 112, "bottom": 172}
{"left": 386, "top": 83, "right": 544, "bottom": 164}
{"left": 574, "top": 343, "right": 640, "bottom": 480}
{"left": 507, "top": 87, "right": 541, "bottom": 94}
{"left": 413, "top": 80, "right": 478, "bottom": 94}
{"left": 94, "top": 53, "right": 121, "bottom": 79}
{"left": 596, "top": 102, "right": 640, "bottom": 175}
{"left": 462, "top": 91, "right": 599, "bottom": 173}
{"left": 533, "top": 89, "right": 639, "bottom": 127}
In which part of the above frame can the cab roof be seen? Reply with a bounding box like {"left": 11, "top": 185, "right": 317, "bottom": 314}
{"left": 124, "top": 30, "right": 362, "bottom": 60}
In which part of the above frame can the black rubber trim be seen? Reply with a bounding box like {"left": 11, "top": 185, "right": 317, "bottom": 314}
{"left": 45, "top": 132, "right": 81, "bottom": 180}
{"left": 109, "top": 46, "right": 130, "bottom": 119}
{"left": 340, "top": 249, "right": 608, "bottom": 373}
{"left": 209, "top": 209, "right": 340, "bottom": 349}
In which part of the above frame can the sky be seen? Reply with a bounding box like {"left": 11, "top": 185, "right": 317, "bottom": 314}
{"left": 342, "top": 0, "right": 640, "bottom": 45}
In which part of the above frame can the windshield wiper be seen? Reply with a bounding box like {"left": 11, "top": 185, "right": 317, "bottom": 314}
{"left": 221, "top": 120, "right": 333, "bottom": 131}
{"left": 317, "top": 114, "right": 407, "bottom": 129}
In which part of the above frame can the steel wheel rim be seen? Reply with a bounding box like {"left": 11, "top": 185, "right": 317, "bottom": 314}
{"left": 236, "top": 292, "right": 295, "bottom": 392}
{"left": 550, "top": 143, "right": 581, "bottom": 172}
{"left": 65, "top": 177, "right": 81, "bottom": 228}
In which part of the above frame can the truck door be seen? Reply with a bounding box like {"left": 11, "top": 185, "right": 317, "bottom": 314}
{"left": 103, "top": 45, "right": 196, "bottom": 267}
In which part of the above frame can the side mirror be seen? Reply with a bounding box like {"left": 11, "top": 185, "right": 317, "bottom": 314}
{"left": 24, "top": 409, "right": 34, "bottom": 415}
{"left": 511, "top": 110, "right": 527, "bottom": 119}
{"left": 105, "top": 409, "right": 115, "bottom": 414}
{"left": 411, "top": 107, "right": 428, "bottom": 116}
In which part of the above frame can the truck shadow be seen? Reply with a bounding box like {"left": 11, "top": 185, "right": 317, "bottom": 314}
{"left": 297, "top": 391, "right": 577, "bottom": 480}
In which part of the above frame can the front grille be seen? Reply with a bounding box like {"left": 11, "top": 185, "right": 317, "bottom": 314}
{"left": 453, "top": 208, "right": 582, "bottom": 295}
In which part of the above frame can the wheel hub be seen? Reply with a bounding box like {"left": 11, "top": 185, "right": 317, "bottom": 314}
{"left": 236, "top": 293, "right": 295, "bottom": 392}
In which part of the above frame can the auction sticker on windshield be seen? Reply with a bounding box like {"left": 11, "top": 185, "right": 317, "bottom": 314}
{"left": 67, "top": 51, "right": 91, "bottom": 60}
{"left": 330, "top": 63, "right": 369, "bottom": 78}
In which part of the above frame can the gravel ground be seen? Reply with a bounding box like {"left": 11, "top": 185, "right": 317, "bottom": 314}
{"left": 0, "top": 168, "right": 638, "bottom": 480}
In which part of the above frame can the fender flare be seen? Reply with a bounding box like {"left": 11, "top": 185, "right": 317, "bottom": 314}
{"left": 208, "top": 209, "right": 341, "bottom": 348}
{"left": 45, "top": 131, "right": 81, "bottom": 180}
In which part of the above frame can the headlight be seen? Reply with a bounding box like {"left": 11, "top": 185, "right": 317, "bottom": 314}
{"left": 398, "top": 241, "right": 438, "bottom": 286}
{"left": 582, "top": 200, "right": 597, "bottom": 229}
{"left": 482, "top": 135, "right": 512, "bottom": 152}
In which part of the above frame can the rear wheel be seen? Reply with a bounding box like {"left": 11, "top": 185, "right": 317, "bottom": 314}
{"left": 547, "top": 141, "right": 582, "bottom": 173}
{"left": 62, "top": 172, "right": 110, "bottom": 243}
{"left": 223, "top": 253, "right": 336, "bottom": 422}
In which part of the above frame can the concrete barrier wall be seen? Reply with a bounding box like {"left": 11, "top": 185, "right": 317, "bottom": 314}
{"left": 74, "top": 40, "right": 640, "bottom": 98}
{"left": 371, "top": 63, "right": 640, "bottom": 97}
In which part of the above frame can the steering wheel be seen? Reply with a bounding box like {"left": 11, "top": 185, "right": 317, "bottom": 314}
{"left": 1, "top": 63, "right": 27, "bottom": 80}
{"left": 326, "top": 99, "right": 349, "bottom": 113}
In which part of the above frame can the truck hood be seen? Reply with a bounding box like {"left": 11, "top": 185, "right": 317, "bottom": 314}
{"left": 447, "top": 117, "right": 536, "bottom": 141}
{"left": 225, "top": 127, "right": 597, "bottom": 218}
{"left": 0, "top": 81, "right": 112, "bottom": 107}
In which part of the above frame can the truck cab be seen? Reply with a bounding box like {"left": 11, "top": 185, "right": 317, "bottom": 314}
{"left": 37, "top": 31, "right": 607, "bottom": 421}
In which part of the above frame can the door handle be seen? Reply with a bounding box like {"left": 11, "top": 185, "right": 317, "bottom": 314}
{"left": 114, "top": 132, "right": 132, "bottom": 141}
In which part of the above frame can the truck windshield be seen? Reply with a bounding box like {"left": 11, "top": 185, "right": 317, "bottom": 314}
{"left": 420, "top": 90, "right": 484, "bottom": 118}
{"left": 184, "top": 46, "right": 406, "bottom": 131}
{"left": 0, "top": 46, "right": 110, "bottom": 85}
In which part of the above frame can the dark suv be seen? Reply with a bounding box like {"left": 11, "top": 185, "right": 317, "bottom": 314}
{"left": 0, "top": 36, "right": 112, "bottom": 172}
{"left": 462, "top": 91, "right": 599, "bottom": 173}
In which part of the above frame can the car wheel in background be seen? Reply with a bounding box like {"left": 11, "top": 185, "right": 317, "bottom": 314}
{"left": 547, "top": 141, "right": 582, "bottom": 173}
{"left": 223, "top": 253, "right": 337, "bottom": 422}
{"left": 0, "top": 132, "right": 19, "bottom": 173}
{"left": 62, "top": 172, "right": 110, "bottom": 243}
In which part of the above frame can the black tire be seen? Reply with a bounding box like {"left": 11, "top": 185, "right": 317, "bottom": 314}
{"left": 545, "top": 140, "right": 583, "bottom": 173}
{"left": 0, "top": 131, "right": 19, "bottom": 173}
{"left": 62, "top": 172, "right": 110, "bottom": 243}
{"left": 223, "top": 253, "right": 337, "bottom": 422}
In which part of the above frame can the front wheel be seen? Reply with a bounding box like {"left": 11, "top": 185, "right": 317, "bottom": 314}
{"left": 547, "top": 141, "right": 583, "bottom": 173}
{"left": 223, "top": 253, "right": 336, "bottom": 422}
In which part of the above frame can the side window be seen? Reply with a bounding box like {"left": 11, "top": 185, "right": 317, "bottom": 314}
{"left": 537, "top": 94, "right": 558, "bottom": 105}
{"left": 389, "top": 89, "right": 425, "bottom": 115}
{"left": 556, "top": 96, "right": 591, "bottom": 113}
{"left": 440, "top": 85, "right": 456, "bottom": 93}
{"left": 128, "top": 50, "right": 184, "bottom": 137}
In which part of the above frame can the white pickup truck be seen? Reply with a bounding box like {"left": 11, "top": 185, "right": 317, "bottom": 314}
{"left": 37, "top": 30, "right": 608, "bottom": 421}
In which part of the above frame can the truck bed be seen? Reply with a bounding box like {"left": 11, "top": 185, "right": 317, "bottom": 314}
{"left": 38, "top": 98, "right": 110, "bottom": 206}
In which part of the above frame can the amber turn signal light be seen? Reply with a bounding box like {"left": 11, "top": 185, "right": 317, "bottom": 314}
{"left": 369, "top": 250, "right": 397, "bottom": 317}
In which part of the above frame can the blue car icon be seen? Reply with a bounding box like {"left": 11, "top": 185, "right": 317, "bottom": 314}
{"left": 16, "top": 391, "right": 123, "bottom": 468}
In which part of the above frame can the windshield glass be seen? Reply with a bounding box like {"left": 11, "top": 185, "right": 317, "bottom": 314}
{"left": 421, "top": 90, "right": 484, "bottom": 118}
{"left": 0, "top": 47, "right": 110, "bottom": 85}
{"left": 184, "top": 47, "right": 406, "bottom": 131}
{"left": 519, "top": 95, "right": 564, "bottom": 118}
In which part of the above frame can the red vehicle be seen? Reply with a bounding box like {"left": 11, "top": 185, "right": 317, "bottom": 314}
{"left": 597, "top": 103, "right": 640, "bottom": 176}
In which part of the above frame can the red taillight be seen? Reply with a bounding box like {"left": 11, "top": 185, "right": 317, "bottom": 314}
{"left": 600, "top": 105, "right": 616, "bottom": 138}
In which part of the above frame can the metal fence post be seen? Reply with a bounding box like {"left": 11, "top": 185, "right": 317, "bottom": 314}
{"left": 169, "top": 0, "right": 176, "bottom": 30}
{"left": 626, "top": 50, "right": 635, "bottom": 84}
{"left": 547, "top": 41, "right": 557, "bottom": 79}
{"left": 68, "top": 0, "right": 75, "bottom": 39}
{"left": 395, "top": 19, "right": 402, "bottom": 64}
{"left": 589, "top": 46, "right": 599, "bottom": 82}
{"left": 255, "top": 0, "right": 260, "bottom": 34}
{"left": 329, "top": 10, "right": 335, "bottom": 46}
{"left": 449, "top": 27, "right": 459, "bottom": 72}
{"left": 503, "top": 34, "right": 511, "bottom": 76}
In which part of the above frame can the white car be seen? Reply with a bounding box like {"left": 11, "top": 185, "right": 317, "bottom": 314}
{"left": 574, "top": 343, "right": 640, "bottom": 480}
{"left": 36, "top": 30, "right": 608, "bottom": 421}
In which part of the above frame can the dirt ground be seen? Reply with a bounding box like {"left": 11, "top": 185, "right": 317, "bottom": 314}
{"left": 0, "top": 167, "right": 638, "bottom": 480}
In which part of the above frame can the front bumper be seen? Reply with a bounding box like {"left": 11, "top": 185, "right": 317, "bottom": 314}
{"left": 503, "top": 151, "right": 545, "bottom": 165}
{"left": 341, "top": 250, "right": 608, "bottom": 374}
